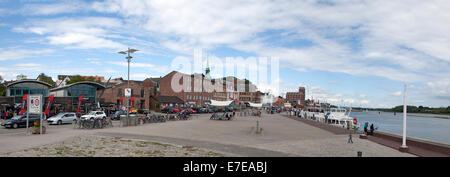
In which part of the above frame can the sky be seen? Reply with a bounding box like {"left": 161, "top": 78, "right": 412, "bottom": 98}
{"left": 0, "top": 0, "right": 449, "bottom": 108}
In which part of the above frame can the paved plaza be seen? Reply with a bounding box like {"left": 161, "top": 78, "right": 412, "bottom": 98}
{"left": 0, "top": 113, "right": 414, "bottom": 157}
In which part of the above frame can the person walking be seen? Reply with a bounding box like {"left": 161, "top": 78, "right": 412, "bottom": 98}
{"left": 348, "top": 132, "right": 353, "bottom": 143}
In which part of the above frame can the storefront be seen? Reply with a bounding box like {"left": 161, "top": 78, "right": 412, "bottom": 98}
{"left": 50, "top": 81, "right": 105, "bottom": 113}
{"left": 149, "top": 96, "right": 185, "bottom": 111}
{"left": 6, "top": 80, "right": 51, "bottom": 104}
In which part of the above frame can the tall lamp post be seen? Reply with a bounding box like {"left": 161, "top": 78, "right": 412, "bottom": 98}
{"left": 118, "top": 47, "right": 139, "bottom": 124}
{"left": 399, "top": 83, "right": 409, "bottom": 152}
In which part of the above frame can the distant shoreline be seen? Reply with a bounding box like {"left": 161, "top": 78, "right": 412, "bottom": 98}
{"left": 381, "top": 111, "right": 450, "bottom": 119}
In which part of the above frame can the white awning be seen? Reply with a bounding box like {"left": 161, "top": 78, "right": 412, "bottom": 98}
{"left": 248, "top": 102, "right": 262, "bottom": 108}
{"left": 210, "top": 100, "right": 233, "bottom": 107}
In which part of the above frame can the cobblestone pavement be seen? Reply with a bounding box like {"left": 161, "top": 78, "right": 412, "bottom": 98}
{"left": 1, "top": 135, "right": 226, "bottom": 157}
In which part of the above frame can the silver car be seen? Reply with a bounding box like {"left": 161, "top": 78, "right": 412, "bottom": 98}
{"left": 47, "top": 112, "right": 77, "bottom": 125}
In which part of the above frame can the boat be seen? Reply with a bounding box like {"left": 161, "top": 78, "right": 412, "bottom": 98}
{"left": 326, "top": 107, "right": 357, "bottom": 129}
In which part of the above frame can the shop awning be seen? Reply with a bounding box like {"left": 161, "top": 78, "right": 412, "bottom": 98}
{"left": 248, "top": 102, "right": 262, "bottom": 108}
{"left": 210, "top": 100, "right": 233, "bottom": 107}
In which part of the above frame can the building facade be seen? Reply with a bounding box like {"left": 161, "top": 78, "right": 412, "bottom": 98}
{"left": 239, "top": 91, "right": 262, "bottom": 103}
{"left": 285, "top": 87, "right": 306, "bottom": 109}
{"left": 50, "top": 81, "right": 106, "bottom": 113}
{"left": 99, "top": 80, "right": 156, "bottom": 110}
{"left": 159, "top": 71, "right": 214, "bottom": 106}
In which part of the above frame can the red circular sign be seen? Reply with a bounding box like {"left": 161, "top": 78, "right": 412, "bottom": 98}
{"left": 34, "top": 99, "right": 39, "bottom": 106}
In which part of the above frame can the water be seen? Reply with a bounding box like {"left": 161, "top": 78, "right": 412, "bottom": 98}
{"left": 349, "top": 111, "right": 450, "bottom": 144}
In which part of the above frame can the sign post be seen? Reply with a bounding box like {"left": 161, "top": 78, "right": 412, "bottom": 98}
{"left": 125, "top": 88, "right": 131, "bottom": 126}
{"left": 28, "top": 94, "right": 43, "bottom": 135}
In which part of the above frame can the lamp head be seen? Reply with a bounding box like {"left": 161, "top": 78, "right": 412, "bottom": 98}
{"left": 128, "top": 49, "right": 139, "bottom": 53}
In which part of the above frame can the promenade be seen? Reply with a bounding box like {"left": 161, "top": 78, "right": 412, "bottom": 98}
{"left": 283, "top": 114, "right": 450, "bottom": 157}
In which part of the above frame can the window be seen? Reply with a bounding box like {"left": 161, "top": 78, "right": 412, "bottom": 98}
{"left": 15, "top": 89, "right": 21, "bottom": 96}
{"left": 118, "top": 89, "right": 122, "bottom": 97}
{"left": 141, "top": 89, "right": 145, "bottom": 97}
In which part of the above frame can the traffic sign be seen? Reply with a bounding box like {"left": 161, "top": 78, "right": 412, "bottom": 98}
{"left": 27, "top": 94, "right": 43, "bottom": 136}
{"left": 125, "top": 88, "right": 132, "bottom": 97}
{"left": 28, "top": 95, "right": 42, "bottom": 114}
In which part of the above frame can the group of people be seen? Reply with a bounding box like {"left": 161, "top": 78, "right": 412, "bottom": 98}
{"left": 364, "top": 122, "right": 375, "bottom": 135}
{"left": 348, "top": 122, "right": 376, "bottom": 144}
{"left": 1, "top": 110, "right": 14, "bottom": 120}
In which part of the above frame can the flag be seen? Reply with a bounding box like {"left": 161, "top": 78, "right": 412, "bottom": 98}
{"left": 19, "top": 94, "right": 28, "bottom": 115}
{"left": 76, "top": 95, "right": 83, "bottom": 114}
{"left": 44, "top": 95, "right": 54, "bottom": 117}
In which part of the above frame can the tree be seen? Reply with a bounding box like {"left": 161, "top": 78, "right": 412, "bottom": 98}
{"left": 37, "top": 73, "right": 56, "bottom": 88}
{"left": 0, "top": 85, "right": 5, "bottom": 96}
{"left": 66, "top": 75, "right": 102, "bottom": 85}
{"left": 16, "top": 74, "right": 27, "bottom": 80}
{"left": 0, "top": 75, "right": 4, "bottom": 96}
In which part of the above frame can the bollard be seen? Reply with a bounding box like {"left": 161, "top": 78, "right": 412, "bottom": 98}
{"left": 357, "top": 151, "right": 362, "bottom": 157}
{"left": 256, "top": 120, "right": 260, "bottom": 134}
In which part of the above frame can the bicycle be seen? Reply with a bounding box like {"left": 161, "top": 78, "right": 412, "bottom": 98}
{"left": 100, "top": 118, "right": 113, "bottom": 128}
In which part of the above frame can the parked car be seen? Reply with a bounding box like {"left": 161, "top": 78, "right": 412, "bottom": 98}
{"left": 80, "top": 111, "right": 107, "bottom": 121}
{"left": 1, "top": 114, "right": 40, "bottom": 129}
{"left": 179, "top": 109, "right": 191, "bottom": 116}
{"left": 161, "top": 107, "right": 181, "bottom": 114}
{"left": 111, "top": 110, "right": 126, "bottom": 120}
{"left": 47, "top": 112, "right": 77, "bottom": 125}
{"left": 181, "top": 107, "right": 197, "bottom": 114}
{"left": 161, "top": 107, "right": 169, "bottom": 113}
{"left": 199, "top": 107, "right": 208, "bottom": 113}
{"left": 137, "top": 109, "right": 151, "bottom": 114}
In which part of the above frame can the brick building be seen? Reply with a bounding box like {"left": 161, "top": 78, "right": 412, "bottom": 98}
{"left": 159, "top": 71, "right": 242, "bottom": 106}
{"left": 99, "top": 80, "right": 156, "bottom": 110}
{"left": 239, "top": 91, "right": 262, "bottom": 103}
{"left": 285, "top": 87, "right": 306, "bottom": 108}
{"left": 149, "top": 96, "right": 185, "bottom": 111}
{"left": 159, "top": 71, "right": 213, "bottom": 106}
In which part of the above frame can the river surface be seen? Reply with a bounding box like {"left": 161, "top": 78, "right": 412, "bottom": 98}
{"left": 349, "top": 111, "right": 450, "bottom": 144}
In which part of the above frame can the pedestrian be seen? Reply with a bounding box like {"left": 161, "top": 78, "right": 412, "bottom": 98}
{"left": 348, "top": 132, "right": 353, "bottom": 143}
{"left": 364, "top": 122, "right": 368, "bottom": 135}
{"left": 370, "top": 124, "right": 374, "bottom": 135}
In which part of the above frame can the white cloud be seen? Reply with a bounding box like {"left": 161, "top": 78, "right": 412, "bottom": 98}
{"left": 14, "top": 17, "right": 126, "bottom": 50}
{"left": 361, "top": 100, "right": 370, "bottom": 104}
{"left": 0, "top": 48, "right": 53, "bottom": 61}
{"left": 20, "top": 0, "right": 90, "bottom": 15}
{"left": 392, "top": 91, "right": 402, "bottom": 96}
{"left": 108, "top": 61, "right": 170, "bottom": 74}
{"left": 130, "top": 73, "right": 158, "bottom": 80}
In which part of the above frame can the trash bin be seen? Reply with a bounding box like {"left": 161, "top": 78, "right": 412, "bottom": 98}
{"left": 357, "top": 151, "right": 362, "bottom": 157}
{"left": 120, "top": 115, "right": 127, "bottom": 127}
{"left": 129, "top": 114, "right": 136, "bottom": 126}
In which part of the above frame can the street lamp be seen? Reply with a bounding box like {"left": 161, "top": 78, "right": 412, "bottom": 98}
{"left": 118, "top": 47, "right": 139, "bottom": 124}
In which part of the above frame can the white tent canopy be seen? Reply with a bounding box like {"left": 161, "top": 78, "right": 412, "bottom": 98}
{"left": 210, "top": 100, "right": 233, "bottom": 107}
{"left": 248, "top": 102, "right": 262, "bottom": 108}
